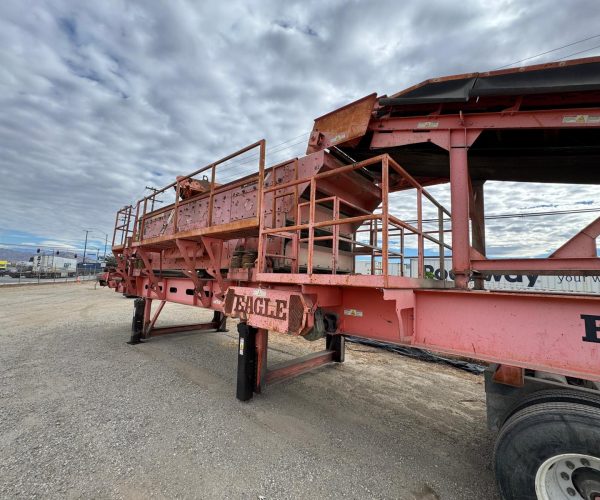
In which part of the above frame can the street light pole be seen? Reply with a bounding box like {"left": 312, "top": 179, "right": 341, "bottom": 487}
{"left": 85, "top": 228, "right": 109, "bottom": 262}
{"left": 83, "top": 230, "right": 89, "bottom": 265}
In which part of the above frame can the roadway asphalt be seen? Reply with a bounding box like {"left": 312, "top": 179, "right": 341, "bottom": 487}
{"left": 0, "top": 275, "right": 97, "bottom": 286}
{"left": 0, "top": 284, "right": 499, "bottom": 499}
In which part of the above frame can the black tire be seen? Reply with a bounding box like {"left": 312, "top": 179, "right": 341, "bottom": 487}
{"left": 494, "top": 402, "right": 600, "bottom": 499}
{"left": 500, "top": 388, "right": 600, "bottom": 428}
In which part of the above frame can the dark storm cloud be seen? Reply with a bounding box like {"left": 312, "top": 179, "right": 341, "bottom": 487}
{"left": 1, "top": 0, "right": 599, "bottom": 256}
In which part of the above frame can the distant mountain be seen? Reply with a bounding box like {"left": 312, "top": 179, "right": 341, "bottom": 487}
{"left": 0, "top": 248, "right": 33, "bottom": 262}
{"left": 0, "top": 248, "right": 84, "bottom": 263}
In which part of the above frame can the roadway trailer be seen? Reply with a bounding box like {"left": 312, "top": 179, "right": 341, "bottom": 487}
{"left": 411, "top": 257, "right": 600, "bottom": 294}
{"left": 107, "top": 56, "right": 600, "bottom": 499}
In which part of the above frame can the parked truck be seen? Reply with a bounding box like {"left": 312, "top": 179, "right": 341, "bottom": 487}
{"left": 10, "top": 255, "right": 78, "bottom": 279}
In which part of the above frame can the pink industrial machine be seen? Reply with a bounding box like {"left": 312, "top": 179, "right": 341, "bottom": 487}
{"left": 108, "top": 57, "right": 600, "bottom": 499}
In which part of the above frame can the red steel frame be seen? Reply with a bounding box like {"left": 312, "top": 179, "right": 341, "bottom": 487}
{"left": 108, "top": 64, "right": 600, "bottom": 391}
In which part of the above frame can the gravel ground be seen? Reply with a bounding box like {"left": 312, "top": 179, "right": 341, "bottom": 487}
{"left": 0, "top": 284, "right": 499, "bottom": 499}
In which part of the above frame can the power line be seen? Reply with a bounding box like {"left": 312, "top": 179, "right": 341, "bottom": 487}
{"left": 125, "top": 131, "right": 312, "bottom": 204}
{"left": 212, "top": 131, "right": 310, "bottom": 169}
{"left": 219, "top": 134, "right": 310, "bottom": 172}
{"left": 556, "top": 42, "right": 600, "bottom": 61}
{"left": 214, "top": 140, "right": 310, "bottom": 184}
{"left": 485, "top": 206, "right": 600, "bottom": 220}
{"left": 493, "top": 33, "right": 600, "bottom": 70}
{"left": 218, "top": 138, "right": 310, "bottom": 181}
{"left": 411, "top": 206, "right": 600, "bottom": 225}
{"left": 130, "top": 132, "right": 312, "bottom": 199}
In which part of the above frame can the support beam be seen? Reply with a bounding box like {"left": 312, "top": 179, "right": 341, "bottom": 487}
{"left": 131, "top": 296, "right": 228, "bottom": 339}
{"left": 255, "top": 328, "right": 268, "bottom": 393}
{"left": 550, "top": 216, "right": 600, "bottom": 259}
{"left": 265, "top": 350, "right": 335, "bottom": 385}
{"left": 142, "top": 297, "right": 153, "bottom": 338}
{"left": 370, "top": 107, "right": 600, "bottom": 132}
{"left": 148, "top": 322, "right": 222, "bottom": 337}
{"left": 414, "top": 289, "right": 600, "bottom": 381}
{"left": 492, "top": 364, "right": 525, "bottom": 388}
{"left": 450, "top": 130, "right": 471, "bottom": 289}
{"left": 148, "top": 300, "right": 166, "bottom": 332}
{"left": 470, "top": 180, "right": 486, "bottom": 290}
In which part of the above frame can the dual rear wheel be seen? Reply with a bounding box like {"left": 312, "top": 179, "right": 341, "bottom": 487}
{"left": 494, "top": 391, "right": 600, "bottom": 499}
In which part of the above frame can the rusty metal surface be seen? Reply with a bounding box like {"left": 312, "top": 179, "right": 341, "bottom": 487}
{"left": 492, "top": 365, "right": 524, "bottom": 388}
{"left": 223, "top": 286, "right": 313, "bottom": 336}
{"left": 306, "top": 93, "right": 377, "bottom": 153}
{"left": 108, "top": 57, "right": 600, "bottom": 384}
{"left": 265, "top": 350, "right": 335, "bottom": 385}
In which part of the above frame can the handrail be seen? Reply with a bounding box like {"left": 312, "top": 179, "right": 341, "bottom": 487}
{"left": 111, "top": 205, "right": 133, "bottom": 249}
{"left": 134, "top": 140, "right": 266, "bottom": 241}
{"left": 137, "top": 140, "right": 266, "bottom": 204}
{"left": 259, "top": 153, "right": 451, "bottom": 279}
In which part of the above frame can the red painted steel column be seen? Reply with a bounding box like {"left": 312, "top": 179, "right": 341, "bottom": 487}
{"left": 470, "top": 180, "right": 486, "bottom": 290}
{"left": 382, "top": 156, "right": 389, "bottom": 285}
{"left": 143, "top": 298, "right": 153, "bottom": 338}
{"left": 450, "top": 130, "right": 471, "bottom": 289}
{"left": 255, "top": 328, "right": 268, "bottom": 393}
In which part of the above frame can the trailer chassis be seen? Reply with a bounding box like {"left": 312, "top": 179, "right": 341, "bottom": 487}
{"left": 108, "top": 58, "right": 600, "bottom": 499}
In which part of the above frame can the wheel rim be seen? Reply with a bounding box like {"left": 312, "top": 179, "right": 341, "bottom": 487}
{"left": 536, "top": 453, "right": 600, "bottom": 500}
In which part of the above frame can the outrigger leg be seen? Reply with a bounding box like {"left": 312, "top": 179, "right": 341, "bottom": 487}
{"left": 128, "top": 298, "right": 228, "bottom": 344}
{"left": 235, "top": 322, "right": 345, "bottom": 402}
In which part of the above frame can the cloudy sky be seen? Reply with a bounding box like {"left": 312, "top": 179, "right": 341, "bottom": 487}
{"left": 1, "top": 0, "right": 599, "bottom": 257}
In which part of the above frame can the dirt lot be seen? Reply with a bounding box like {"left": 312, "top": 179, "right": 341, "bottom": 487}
{"left": 0, "top": 284, "right": 499, "bottom": 499}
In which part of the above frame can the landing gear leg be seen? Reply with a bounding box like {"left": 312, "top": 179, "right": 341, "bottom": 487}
{"left": 128, "top": 298, "right": 145, "bottom": 344}
{"left": 236, "top": 322, "right": 257, "bottom": 401}
{"left": 326, "top": 334, "right": 345, "bottom": 363}
{"left": 212, "top": 311, "right": 228, "bottom": 332}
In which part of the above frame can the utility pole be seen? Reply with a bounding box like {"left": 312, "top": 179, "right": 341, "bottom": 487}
{"left": 103, "top": 234, "right": 108, "bottom": 261}
{"left": 83, "top": 230, "right": 89, "bottom": 265}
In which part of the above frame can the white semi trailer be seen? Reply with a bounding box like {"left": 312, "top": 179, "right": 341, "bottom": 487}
{"left": 410, "top": 257, "right": 600, "bottom": 294}
{"left": 31, "top": 255, "right": 77, "bottom": 278}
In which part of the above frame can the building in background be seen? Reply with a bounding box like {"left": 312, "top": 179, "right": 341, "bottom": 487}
{"left": 77, "top": 261, "right": 103, "bottom": 274}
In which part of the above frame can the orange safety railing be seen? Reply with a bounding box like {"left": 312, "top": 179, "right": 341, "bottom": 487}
{"left": 112, "top": 205, "right": 134, "bottom": 249}
{"left": 258, "top": 154, "right": 451, "bottom": 281}
{"left": 131, "top": 140, "right": 266, "bottom": 243}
